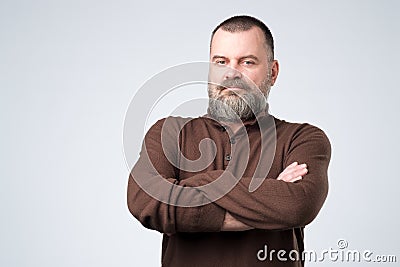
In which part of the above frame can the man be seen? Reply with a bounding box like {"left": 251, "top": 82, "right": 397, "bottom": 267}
{"left": 127, "top": 15, "right": 331, "bottom": 267}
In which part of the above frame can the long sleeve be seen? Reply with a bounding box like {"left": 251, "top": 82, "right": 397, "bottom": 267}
{"left": 127, "top": 118, "right": 226, "bottom": 234}
{"left": 183, "top": 124, "right": 331, "bottom": 230}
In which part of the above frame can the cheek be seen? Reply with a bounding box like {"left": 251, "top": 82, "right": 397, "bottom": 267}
{"left": 243, "top": 70, "right": 265, "bottom": 86}
{"left": 207, "top": 85, "right": 220, "bottom": 98}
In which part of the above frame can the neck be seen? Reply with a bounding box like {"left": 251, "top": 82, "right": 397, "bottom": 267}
{"left": 224, "top": 121, "right": 244, "bottom": 134}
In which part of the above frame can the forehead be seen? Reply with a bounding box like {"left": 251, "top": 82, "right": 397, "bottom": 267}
{"left": 210, "top": 27, "right": 267, "bottom": 58}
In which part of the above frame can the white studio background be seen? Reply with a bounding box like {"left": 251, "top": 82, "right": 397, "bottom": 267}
{"left": 1, "top": 0, "right": 399, "bottom": 266}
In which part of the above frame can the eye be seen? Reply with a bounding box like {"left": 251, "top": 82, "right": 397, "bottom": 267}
{"left": 242, "top": 60, "right": 255, "bottom": 66}
{"left": 215, "top": 60, "right": 226, "bottom": 65}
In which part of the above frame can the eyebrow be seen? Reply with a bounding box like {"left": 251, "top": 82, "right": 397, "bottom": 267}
{"left": 211, "top": 55, "right": 260, "bottom": 61}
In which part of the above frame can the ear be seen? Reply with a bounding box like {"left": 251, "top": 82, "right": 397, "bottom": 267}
{"left": 270, "top": 60, "right": 279, "bottom": 86}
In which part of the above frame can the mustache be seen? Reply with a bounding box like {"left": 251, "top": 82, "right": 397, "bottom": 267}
{"left": 216, "top": 78, "right": 253, "bottom": 91}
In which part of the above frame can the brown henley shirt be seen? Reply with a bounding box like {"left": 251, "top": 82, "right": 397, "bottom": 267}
{"left": 127, "top": 112, "right": 331, "bottom": 267}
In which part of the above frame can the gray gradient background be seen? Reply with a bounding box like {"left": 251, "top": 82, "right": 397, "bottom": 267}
{"left": 1, "top": 0, "right": 399, "bottom": 266}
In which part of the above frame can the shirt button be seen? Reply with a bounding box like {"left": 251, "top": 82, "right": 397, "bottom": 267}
{"left": 229, "top": 138, "right": 236, "bottom": 144}
{"left": 225, "top": 155, "right": 232, "bottom": 161}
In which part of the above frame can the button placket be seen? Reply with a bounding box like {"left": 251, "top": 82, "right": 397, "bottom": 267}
{"left": 219, "top": 125, "right": 231, "bottom": 168}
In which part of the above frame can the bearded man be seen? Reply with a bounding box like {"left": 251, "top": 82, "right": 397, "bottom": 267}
{"left": 127, "top": 15, "right": 331, "bottom": 267}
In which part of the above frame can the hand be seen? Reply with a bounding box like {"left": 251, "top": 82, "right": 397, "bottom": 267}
{"left": 277, "top": 162, "right": 308, "bottom": 183}
{"left": 221, "top": 212, "right": 254, "bottom": 231}
{"left": 220, "top": 162, "right": 307, "bottom": 231}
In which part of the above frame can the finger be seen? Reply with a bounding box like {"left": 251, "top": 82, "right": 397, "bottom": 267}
{"left": 281, "top": 164, "right": 307, "bottom": 176}
{"left": 290, "top": 176, "right": 303, "bottom": 183}
{"left": 283, "top": 162, "right": 298, "bottom": 172}
{"left": 278, "top": 167, "right": 307, "bottom": 182}
{"left": 283, "top": 162, "right": 307, "bottom": 173}
{"left": 278, "top": 163, "right": 307, "bottom": 181}
{"left": 283, "top": 175, "right": 303, "bottom": 183}
{"left": 288, "top": 161, "right": 298, "bottom": 167}
{"left": 291, "top": 166, "right": 308, "bottom": 177}
{"left": 277, "top": 172, "right": 293, "bottom": 181}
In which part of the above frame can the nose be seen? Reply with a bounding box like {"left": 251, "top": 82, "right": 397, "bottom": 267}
{"left": 224, "top": 64, "right": 242, "bottom": 80}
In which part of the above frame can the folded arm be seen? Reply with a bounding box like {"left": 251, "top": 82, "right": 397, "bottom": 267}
{"left": 127, "top": 119, "right": 226, "bottom": 234}
{"left": 185, "top": 124, "right": 331, "bottom": 230}
{"left": 128, "top": 119, "right": 331, "bottom": 233}
{"left": 221, "top": 161, "right": 309, "bottom": 231}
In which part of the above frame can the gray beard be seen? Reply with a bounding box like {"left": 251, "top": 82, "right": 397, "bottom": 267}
{"left": 207, "top": 91, "right": 268, "bottom": 122}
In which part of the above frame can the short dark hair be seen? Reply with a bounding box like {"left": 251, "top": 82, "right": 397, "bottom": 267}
{"left": 210, "top": 15, "right": 274, "bottom": 61}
